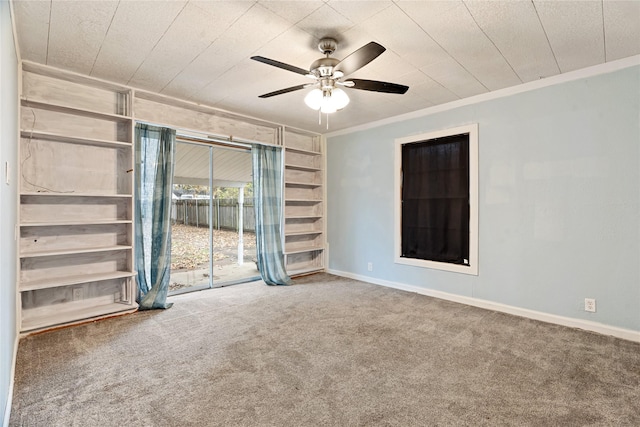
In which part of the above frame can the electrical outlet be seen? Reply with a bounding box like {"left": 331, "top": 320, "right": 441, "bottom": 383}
{"left": 584, "top": 298, "right": 596, "bottom": 313}
{"left": 367, "top": 262, "right": 373, "bottom": 272}
{"left": 72, "top": 288, "right": 83, "bottom": 301}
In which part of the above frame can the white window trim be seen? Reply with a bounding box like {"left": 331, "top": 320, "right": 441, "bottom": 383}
{"left": 394, "top": 123, "right": 479, "bottom": 275}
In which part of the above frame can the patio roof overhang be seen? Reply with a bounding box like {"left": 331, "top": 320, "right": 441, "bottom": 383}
{"left": 174, "top": 142, "right": 252, "bottom": 188}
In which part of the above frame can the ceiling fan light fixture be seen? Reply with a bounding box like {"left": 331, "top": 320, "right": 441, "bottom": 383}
{"left": 320, "top": 100, "right": 337, "bottom": 114}
{"left": 304, "top": 88, "right": 349, "bottom": 114}
{"left": 331, "top": 88, "right": 350, "bottom": 110}
{"left": 304, "top": 88, "right": 324, "bottom": 110}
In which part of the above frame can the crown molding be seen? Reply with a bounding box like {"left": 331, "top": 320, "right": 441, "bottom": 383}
{"left": 326, "top": 55, "right": 640, "bottom": 138}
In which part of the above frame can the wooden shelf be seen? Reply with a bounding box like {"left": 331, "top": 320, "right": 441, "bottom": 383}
{"left": 20, "top": 130, "right": 131, "bottom": 148}
{"left": 285, "top": 181, "right": 322, "bottom": 188}
{"left": 20, "top": 245, "right": 132, "bottom": 258}
{"left": 18, "top": 64, "right": 137, "bottom": 332}
{"left": 288, "top": 266, "right": 324, "bottom": 277}
{"left": 285, "top": 163, "right": 321, "bottom": 172}
{"left": 285, "top": 231, "right": 323, "bottom": 237}
{"left": 21, "top": 192, "right": 132, "bottom": 198}
{"left": 23, "top": 61, "right": 131, "bottom": 93}
{"left": 283, "top": 128, "right": 325, "bottom": 275}
{"left": 21, "top": 219, "right": 132, "bottom": 227}
{"left": 21, "top": 300, "right": 137, "bottom": 332}
{"left": 19, "top": 64, "right": 340, "bottom": 331}
{"left": 285, "top": 246, "right": 324, "bottom": 255}
{"left": 20, "top": 271, "right": 136, "bottom": 292}
{"left": 285, "top": 146, "right": 321, "bottom": 156}
{"left": 285, "top": 199, "right": 322, "bottom": 204}
{"left": 21, "top": 98, "right": 131, "bottom": 122}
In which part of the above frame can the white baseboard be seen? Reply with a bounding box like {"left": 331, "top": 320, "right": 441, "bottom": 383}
{"left": 2, "top": 334, "right": 18, "bottom": 427}
{"left": 327, "top": 269, "right": 640, "bottom": 343}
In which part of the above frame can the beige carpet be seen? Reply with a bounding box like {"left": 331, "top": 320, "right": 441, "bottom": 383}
{"left": 10, "top": 273, "right": 640, "bottom": 426}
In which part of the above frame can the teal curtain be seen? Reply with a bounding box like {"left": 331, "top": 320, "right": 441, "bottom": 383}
{"left": 134, "top": 124, "right": 176, "bottom": 309}
{"left": 252, "top": 144, "right": 292, "bottom": 286}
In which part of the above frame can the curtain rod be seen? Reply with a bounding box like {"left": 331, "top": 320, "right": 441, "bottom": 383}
{"left": 176, "top": 134, "right": 250, "bottom": 151}
{"left": 134, "top": 119, "right": 283, "bottom": 149}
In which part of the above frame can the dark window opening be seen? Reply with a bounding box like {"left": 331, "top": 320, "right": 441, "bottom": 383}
{"left": 401, "top": 133, "right": 470, "bottom": 265}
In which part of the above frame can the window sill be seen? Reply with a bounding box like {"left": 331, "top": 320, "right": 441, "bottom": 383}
{"left": 394, "top": 256, "right": 478, "bottom": 275}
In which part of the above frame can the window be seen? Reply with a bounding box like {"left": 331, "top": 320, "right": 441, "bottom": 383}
{"left": 394, "top": 124, "right": 478, "bottom": 275}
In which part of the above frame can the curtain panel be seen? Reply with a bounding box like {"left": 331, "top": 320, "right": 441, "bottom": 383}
{"left": 134, "top": 123, "right": 176, "bottom": 309}
{"left": 252, "top": 144, "right": 292, "bottom": 286}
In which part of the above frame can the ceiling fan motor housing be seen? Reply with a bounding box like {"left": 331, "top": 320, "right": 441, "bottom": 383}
{"left": 310, "top": 57, "right": 339, "bottom": 77}
{"left": 318, "top": 38, "right": 338, "bottom": 55}
{"left": 320, "top": 78, "right": 336, "bottom": 91}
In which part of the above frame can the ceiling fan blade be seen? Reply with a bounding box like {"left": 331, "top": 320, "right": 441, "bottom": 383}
{"left": 346, "top": 79, "right": 409, "bottom": 94}
{"left": 258, "top": 84, "right": 308, "bottom": 98}
{"left": 251, "top": 56, "right": 309, "bottom": 76}
{"left": 334, "top": 42, "right": 386, "bottom": 77}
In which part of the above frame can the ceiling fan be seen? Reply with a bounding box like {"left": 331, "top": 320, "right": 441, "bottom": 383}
{"left": 251, "top": 38, "right": 409, "bottom": 115}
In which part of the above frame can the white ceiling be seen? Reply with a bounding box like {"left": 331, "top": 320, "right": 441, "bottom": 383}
{"left": 11, "top": 0, "right": 640, "bottom": 133}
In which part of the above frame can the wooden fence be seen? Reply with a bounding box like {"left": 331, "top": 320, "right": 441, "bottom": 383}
{"left": 172, "top": 198, "right": 255, "bottom": 232}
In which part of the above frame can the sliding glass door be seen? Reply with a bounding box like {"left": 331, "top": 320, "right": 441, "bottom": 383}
{"left": 169, "top": 140, "right": 259, "bottom": 294}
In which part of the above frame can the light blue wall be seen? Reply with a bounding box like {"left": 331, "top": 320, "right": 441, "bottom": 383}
{"left": 327, "top": 65, "right": 640, "bottom": 332}
{"left": 0, "top": 0, "right": 18, "bottom": 424}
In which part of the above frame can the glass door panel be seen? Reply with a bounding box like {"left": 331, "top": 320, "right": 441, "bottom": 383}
{"left": 169, "top": 141, "right": 259, "bottom": 295}
{"left": 211, "top": 145, "right": 259, "bottom": 286}
{"left": 170, "top": 141, "right": 213, "bottom": 293}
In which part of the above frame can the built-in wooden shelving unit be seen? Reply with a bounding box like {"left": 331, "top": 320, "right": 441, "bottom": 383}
{"left": 18, "top": 62, "right": 137, "bottom": 332}
{"left": 283, "top": 128, "right": 325, "bottom": 276}
{"left": 17, "top": 61, "right": 326, "bottom": 332}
